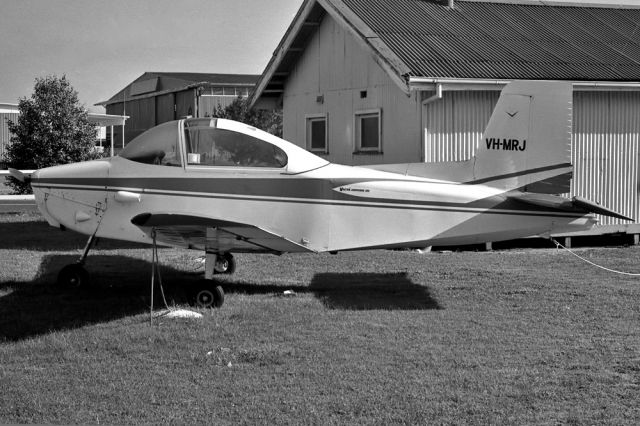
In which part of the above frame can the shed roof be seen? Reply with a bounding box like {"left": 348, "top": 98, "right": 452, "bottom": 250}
{"left": 252, "top": 0, "right": 640, "bottom": 102}
{"left": 0, "top": 103, "right": 127, "bottom": 125}
{"left": 98, "top": 72, "right": 260, "bottom": 107}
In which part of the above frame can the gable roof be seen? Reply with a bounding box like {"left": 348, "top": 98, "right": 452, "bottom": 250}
{"left": 252, "top": 0, "right": 640, "bottom": 103}
{"left": 98, "top": 72, "right": 260, "bottom": 106}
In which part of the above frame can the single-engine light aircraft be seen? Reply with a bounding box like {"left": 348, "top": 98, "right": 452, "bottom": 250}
{"left": 11, "top": 81, "right": 631, "bottom": 307}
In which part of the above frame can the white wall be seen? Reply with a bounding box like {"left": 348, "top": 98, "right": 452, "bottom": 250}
{"left": 283, "top": 14, "right": 422, "bottom": 166}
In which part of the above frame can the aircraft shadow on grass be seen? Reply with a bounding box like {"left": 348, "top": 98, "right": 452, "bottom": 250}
{"left": 309, "top": 272, "right": 441, "bottom": 311}
{"left": 0, "top": 221, "right": 148, "bottom": 251}
{"left": 0, "top": 254, "right": 441, "bottom": 341}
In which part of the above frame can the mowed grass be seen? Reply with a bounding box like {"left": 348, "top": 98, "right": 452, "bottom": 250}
{"left": 0, "top": 213, "right": 639, "bottom": 424}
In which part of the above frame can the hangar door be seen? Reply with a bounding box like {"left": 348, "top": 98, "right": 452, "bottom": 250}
{"left": 572, "top": 91, "right": 640, "bottom": 226}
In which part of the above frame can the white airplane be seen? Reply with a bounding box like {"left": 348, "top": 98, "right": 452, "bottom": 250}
{"left": 10, "top": 80, "right": 631, "bottom": 307}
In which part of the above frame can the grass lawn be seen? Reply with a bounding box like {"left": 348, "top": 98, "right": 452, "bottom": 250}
{"left": 0, "top": 212, "right": 639, "bottom": 424}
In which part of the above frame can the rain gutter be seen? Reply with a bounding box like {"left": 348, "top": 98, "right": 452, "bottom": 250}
{"left": 408, "top": 77, "right": 640, "bottom": 92}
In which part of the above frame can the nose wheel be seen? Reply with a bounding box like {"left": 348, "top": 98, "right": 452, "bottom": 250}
{"left": 56, "top": 233, "right": 96, "bottom": 288}
{"left": 57, "top": 263, "right": 90, "bottom": 288}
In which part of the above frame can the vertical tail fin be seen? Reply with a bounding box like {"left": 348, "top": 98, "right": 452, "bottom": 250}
{"left": 472, "top": 80, "right": 573, "bottom": 193}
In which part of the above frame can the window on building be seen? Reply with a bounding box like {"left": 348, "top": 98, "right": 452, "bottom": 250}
{"left": 355, "top": 110, "right": 381, "bottom": 153}
{"left": 184, "top": 126, "right": 287, "bottom": 168}
{"left": 306, "top": 115, "right": 327, "bottom": 153}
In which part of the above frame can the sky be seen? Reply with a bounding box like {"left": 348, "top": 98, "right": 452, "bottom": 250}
{"left": 1, "top": 0, "right": 637, "bottom": 112}
{"left": 0, "top": 0, "right": 304, "bottom": 112}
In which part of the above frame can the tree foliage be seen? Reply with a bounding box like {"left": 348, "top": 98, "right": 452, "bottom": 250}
{"left": 3, "top": 75, "right": 100, "bottom": 194}
{"left": 209, "top": 97, "right": 282, "bottom": 138}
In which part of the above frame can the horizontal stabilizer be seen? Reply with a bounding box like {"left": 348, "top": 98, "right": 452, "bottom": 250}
{"left": 572, "top": 196, "right": 634, "bottom": 221}
{"left": 509, "top": 193, "right": 633, "bottom": 221}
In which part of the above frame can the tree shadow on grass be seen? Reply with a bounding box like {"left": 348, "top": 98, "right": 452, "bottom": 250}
{"left": 309, "top": 272, "right": 442, "bottom": 310}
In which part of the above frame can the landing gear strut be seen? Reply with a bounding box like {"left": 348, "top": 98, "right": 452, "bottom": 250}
{"left": 56, "top": 233, "right": 96, "bottom": 288}
{"left": 189, "top": 252, "right": 235, "bottom": 308}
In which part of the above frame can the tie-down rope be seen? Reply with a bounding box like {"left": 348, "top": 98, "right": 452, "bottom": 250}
{"left": 551, "top": 238, "right": 640, "bottom": 277}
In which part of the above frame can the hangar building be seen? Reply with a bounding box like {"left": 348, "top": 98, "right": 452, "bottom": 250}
{"left": 0, "top": 103, "right": 19, "bottom": 168}
{"left": 98, "top": 72, "right": 260, "bottom": 147}
{"left": 251, "top": 0, "right": 640, "bottom": 233}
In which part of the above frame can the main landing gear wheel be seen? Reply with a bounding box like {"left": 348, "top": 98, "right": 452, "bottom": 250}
{"left": 214, "top": 253, "right": 236, "bottom": 275}
{"left": 194, "top": 284, "right": 225, "bottom": 308}
{"left": 57, "top": 263, "right": 90, "bottom": 288}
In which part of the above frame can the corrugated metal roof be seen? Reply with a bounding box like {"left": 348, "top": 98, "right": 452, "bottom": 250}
{"left": 99, "top": 72, "right": 260, "bottom": 106}
{"left": 338, "top": 0, "right": 640, "bottom": 81}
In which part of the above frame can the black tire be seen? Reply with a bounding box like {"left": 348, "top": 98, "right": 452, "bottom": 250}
{"left": 57, "top": 264, "right": 90, "bottom": 288}
{"left": 222, "top": 253, "right": 236, "bottom": 275}
{"left": 194, "top": 284, "right": 224, "bottom": 308}
{"left": 214, "top": 253, "right": 236, "bottom": 275}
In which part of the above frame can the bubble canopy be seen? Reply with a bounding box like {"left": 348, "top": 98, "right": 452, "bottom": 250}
{"left": 119, "top": 118, "right": 328, "bottom": 174}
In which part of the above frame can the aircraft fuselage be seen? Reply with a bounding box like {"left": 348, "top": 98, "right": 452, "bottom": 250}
{"left": 31, "top": 155, "right": 596, "bottom": 254}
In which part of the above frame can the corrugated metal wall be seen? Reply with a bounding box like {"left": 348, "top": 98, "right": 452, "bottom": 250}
{"left": 573, "top": 91, "right": 640, "bottom": 226}
{"left": 156, "top": 93, "right": 175, "bottom": 124}
{"left": 423, "top": 90, "right": 640, "bottom": 226}
{"left": 423, "top": 91, "right": 499, "bottom": 162}
{"left": 198, "top": 95, "right": 239, "bottom": 117}
{"left": 0, "top": 111, "right": 19, "bottom": 165}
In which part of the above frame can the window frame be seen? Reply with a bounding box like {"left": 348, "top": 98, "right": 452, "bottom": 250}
{"left": 354, "top": 109, "right": 382, "bottom": 154}
{"left": 118, "top": 120, "right": 183, "bottom": 167}
{"left": 182, "top": 122, "right": 288, "bottom": 170}
{"left": 305, "top": 113, "right": 328, "bottom": 154}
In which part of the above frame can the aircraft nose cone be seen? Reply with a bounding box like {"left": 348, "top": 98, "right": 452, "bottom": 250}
{"left": 31, "top": 159, "right": 111, "bottom": 231}
{"left": 32, "top": 159, "right": 110, "bottom": 184}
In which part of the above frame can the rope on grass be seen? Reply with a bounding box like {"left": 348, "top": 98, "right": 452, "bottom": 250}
{"left": 551, "top": 238, "right": 640, "bottom": 277}
{"left": 150, "top": 229, "right": 172, "bottom": 324}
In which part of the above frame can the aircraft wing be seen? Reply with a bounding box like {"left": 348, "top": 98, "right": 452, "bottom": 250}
{"left": 131, "top": 213, "right": 314, "bottom": 254}
{"left": 508, "top": 193, "right": 633, "bottom": 221}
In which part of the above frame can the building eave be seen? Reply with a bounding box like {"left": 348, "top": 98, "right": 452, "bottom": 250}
{"left": 408, "top": 77, "right": 640, "bottom": 92}
{"left": 250, "top": 0, "right": 413, "bottom": 107}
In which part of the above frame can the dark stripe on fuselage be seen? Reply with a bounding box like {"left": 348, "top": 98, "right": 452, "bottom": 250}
{"left": 464, "top": 163, "right": 572, "bottom": 185}
{"left": 31, "top": 175, "right": 586, "bottom": 219}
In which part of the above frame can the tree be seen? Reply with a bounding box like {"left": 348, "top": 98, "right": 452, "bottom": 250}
{"left": 3, "top": 75, "right": 100, "bottom": 194}
{"left": 210, "top": 97, "right": 282, "bottom": 138}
